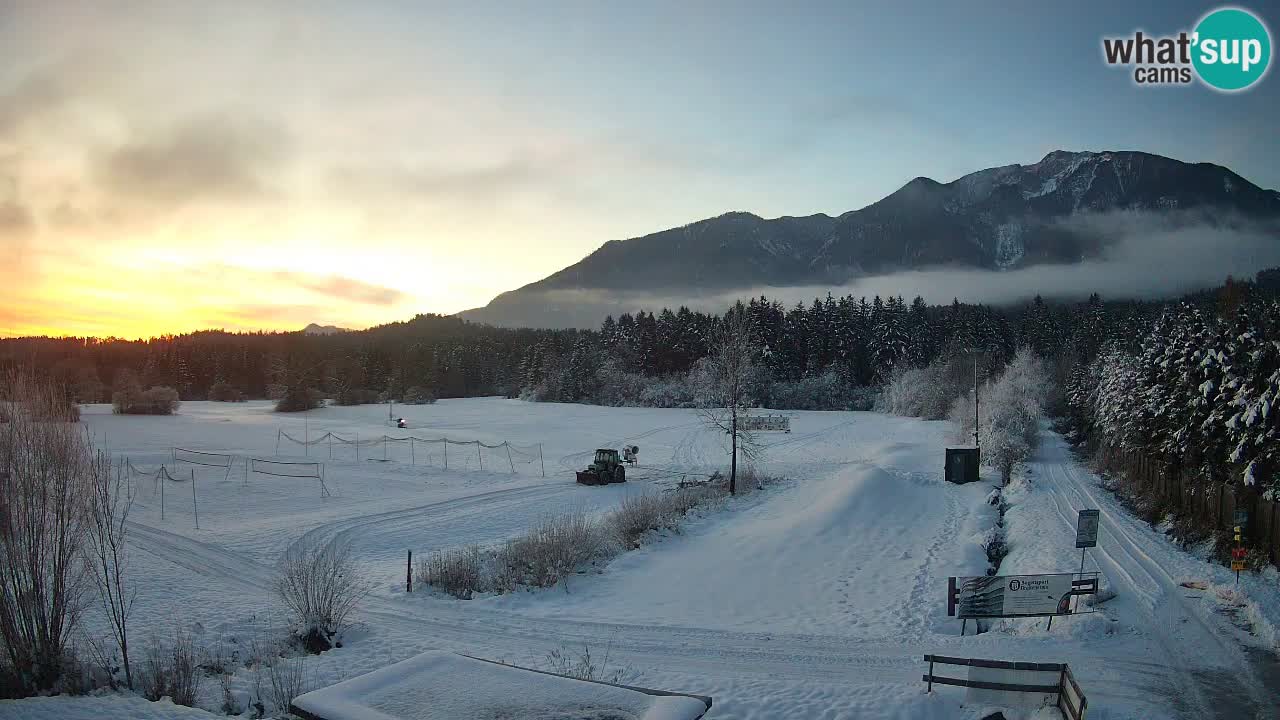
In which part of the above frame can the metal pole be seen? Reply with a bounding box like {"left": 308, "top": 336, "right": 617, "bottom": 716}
{"left": 539, "top": 443, "right": 545, "bottom": 477}
{"left": 329, "top": 433, "right": 333, "bottom": 460}
{"left": 960, "top": 618, "right": 966, "bottom": 636}
{"left": 506, "top": 444, "right": 515, "bottom": 473}
{"left": 191, "top": 469, "right": 199, "bottom": 530}
{"left": 356, "top": 431, "right": 360, "bottom": 462}
{"left": 305, "top": 418, "right": 309, "bottom": 457}
{"left": 384, "top": 435, "right": 388, "bottom": 461}
{"left": 973, "top": 351, "right": 979, "bottom": 447}
{"left": 444, "top": 440, "right": 448, "bottom": 469}
{"left": 477, "top": 441, "right": 483, "bottom": 470}
{"left": 410, "top": 438, "right": 415, "bottom": 465}
{"left": 1074, "top": 548, "right": 1086, "bottom": 613}
{"left": 160, "top": 468, "right": 165, "bottom": 521}
{"left": 407, "top": 550, "right": 413, "bottom": 593}
{"left": 275, "top": 429, "right": 281, "bottom": 455}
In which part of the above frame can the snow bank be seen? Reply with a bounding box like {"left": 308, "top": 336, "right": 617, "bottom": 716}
{"left": 290, "top": 651, "right": 710, "bottom": 720}
{"left": 0, "top": 694, "right": 222, "bottom": 720}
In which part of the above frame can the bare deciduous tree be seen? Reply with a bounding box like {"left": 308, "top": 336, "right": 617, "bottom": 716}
{"left": 696, "top": 302, "right": 762, "bottom": 495}
{"left": 86, "top": 458, "right": 136, "bottom": 688}
{"left": 0, "top": 371, "right": 94, "bottom": 692}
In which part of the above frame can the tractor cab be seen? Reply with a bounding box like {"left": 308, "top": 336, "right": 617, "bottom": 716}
{"left": 576, "top": 448, "right": 626, "bottom": 485}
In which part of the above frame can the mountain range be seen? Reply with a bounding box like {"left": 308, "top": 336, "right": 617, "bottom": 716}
{"left": 459, "top": 150, "right": 1280, "bottom": 328}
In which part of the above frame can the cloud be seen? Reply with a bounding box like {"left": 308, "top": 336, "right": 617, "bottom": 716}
{"left": 468, "top": 210, "right": 1280, "bottom": 327}
{"left": 271, "top": 271, "right": 405, "bottom": 306}
{"left": 96, "top": 113, "right": 290, "bottom": 206}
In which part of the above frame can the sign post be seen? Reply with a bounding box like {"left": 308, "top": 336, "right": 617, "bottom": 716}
{"left": 1231, "top": 511, "right": 1248, "bottom": 583}
{"left": 1074, "top": 510, "right": 1099, "bottom": 611}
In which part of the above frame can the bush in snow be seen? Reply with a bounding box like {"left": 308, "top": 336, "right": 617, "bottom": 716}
{"left": 274, "top": 386, "right": 323, "bottom": 413}
{"left": 139, "top": 630, "right": 201, "bottom": 707}
{"left": 208, "top": 381, "right": 245, "bottom": 402}
{"left": 265, "top": 652, "right": 313, "bottom": 717}
{"left": 418, "top": 545, "right": 486, "bottom": 599}
{"left": 113, "top": 382, "right": 180, "bottom": 415}
{"left": 606, "top": 494, "right": 681, "bottom": 550}
{"left": 0, "top": 371, "right": 98, "bottom": 694}
{"left": 402, "top": 385, "right": 437, "bottom": 404}
{"left": 275, "top": 541, "right": 367, "bottom": 653}
{"left": 494, "top": 508, "right": 606, "bottom": 591}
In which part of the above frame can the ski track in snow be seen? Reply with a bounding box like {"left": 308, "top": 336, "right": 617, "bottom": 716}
{"left": 1031, "top": 436, "right": 1276, "bottom": 718}
{"left": 10, "top": 401, "right": 1277, "bottom": 720}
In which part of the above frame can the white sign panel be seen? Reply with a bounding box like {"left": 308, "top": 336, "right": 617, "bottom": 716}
{"left": 956, "top": 574, "right": 1075, "bottom": 618}
{"left": 1075, "top": 509, "right": 1100, "bottom": 548}
{"left": 740, "top": 415, "right": 790, "bottom": 432}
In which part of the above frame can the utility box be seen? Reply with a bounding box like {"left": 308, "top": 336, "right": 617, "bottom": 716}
{"left": 945, "top": 447, "right": 980, "bottom": 484}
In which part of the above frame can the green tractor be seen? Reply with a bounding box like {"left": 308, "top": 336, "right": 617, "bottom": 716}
{"left": 576, "top": 448, "right": 626, "bottom": 486}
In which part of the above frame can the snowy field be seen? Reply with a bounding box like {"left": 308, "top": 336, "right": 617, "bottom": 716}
{"left": 2, "top": 398, "right": 1278, "bottom": 719}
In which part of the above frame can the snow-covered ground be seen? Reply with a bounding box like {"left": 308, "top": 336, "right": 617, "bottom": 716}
{"left": 1, "top": 399, "right": 1277, "bottom": 719}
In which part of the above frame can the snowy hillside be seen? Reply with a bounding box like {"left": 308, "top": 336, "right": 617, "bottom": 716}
{"left": 2, "top": 400, "right": 1277, "bottom": 719}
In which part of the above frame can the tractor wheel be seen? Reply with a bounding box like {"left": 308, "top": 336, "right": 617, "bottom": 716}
{"left": 614, "top": 466, "right": 625, "bottom": 483}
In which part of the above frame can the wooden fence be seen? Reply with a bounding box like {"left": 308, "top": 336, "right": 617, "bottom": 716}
{"left": 922, "top": 655, "right": 1086, "bottom": 720}
{"left": 1105, "top": 446, "right": 1280, "bottom": 566}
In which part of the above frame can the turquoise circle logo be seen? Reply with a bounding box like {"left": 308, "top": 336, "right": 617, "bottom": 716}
{"left": 1192, "top": 7, "right": 1272, "bottom": 91}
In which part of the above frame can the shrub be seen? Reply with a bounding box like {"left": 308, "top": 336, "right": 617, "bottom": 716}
{"left": 494, "top": 509, "right": 606, "bottom": 591}
{"left": 265, "top": 653, "right": 312, "bottom": 717}
{"left": 276, "top": 541, "right": 367, "bottom": 653}
{"left": 606, "top": 494, "right": 680, "bottom": 550}
{"left": 114, "top": 384, "right": 180, "bottom": 415}
{"left": 417, "top": 546, "right": 485, "bottom": 599}
{"left": 402, "top": 386, "right": 437, "bottom": 405}
{"left": 208, "top": 381, "right": 245, "bottom": 402}
{"left": 140, "top": 630, "right": 201, "bottom": 707}
{"left": 275, "top": 387, "right": 323, "bottom": 413}
{"left": 0, "top": 371, "right": 96, "bottom": 694}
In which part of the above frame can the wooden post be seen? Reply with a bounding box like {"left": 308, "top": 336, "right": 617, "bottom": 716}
{"left": 305, "top": 418, "right": 309, "bottom": 457}
{"left": 407, "top": 550, "right": 413, "bottom": 593}
{"left": 539, "top": 443, "right": 545, "bottom": 477}
{"left": 477, "top": 442, "right": 483, "bottom": 470}
{"left": 191, "top": 468, "right": 199, "bottom": 530}
{"left": 506, "top": 444, "right": 515, "bottom": 473}
{"left": 927, "top": 657, "right": 934, "bottom": 692}
{"left": 160, "top": 468, "right": 165, "bottom": 521}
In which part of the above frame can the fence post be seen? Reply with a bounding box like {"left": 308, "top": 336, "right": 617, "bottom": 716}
{"left": 477, "top": 441, "right": 483, "bottom": 470}
{"left": 927, "top": 656, "right": 934, "bottom": 693}
{"left": 275, "top": 429, "right": 281, "bottom": 455}
{"left": 191, "top": 468, "right": 199, "bottom": 530}
{"left": 506, "top": 443, "right": 515, "bottom": 473}
{"left": 539, "top": 443, "right": 545, "bottom": 477}
{"left": 329, "top": 433, "right": 333, "bottom": 460}
{"left": 444, "top": 439, "right": 448, "bottom": 469}
{"left": 407, "top": 550, "right": 413, "bottom": 593}
{"left": 356, "top": 431, "right": 360, "bottom": 462}
{"left": 384, "top": 435, "right": 388, "bottom": 461}
{"left": 410, "top": 438, "right": 415, "bottom": 465}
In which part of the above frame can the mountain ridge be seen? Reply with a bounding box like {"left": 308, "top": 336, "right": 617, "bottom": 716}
{"left": 460, "top": 150, "right": 1280, "bottom": 327}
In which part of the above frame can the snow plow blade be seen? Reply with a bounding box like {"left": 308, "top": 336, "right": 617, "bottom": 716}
{"left": 576, "top": 471, "right": 600, "bottom": 485}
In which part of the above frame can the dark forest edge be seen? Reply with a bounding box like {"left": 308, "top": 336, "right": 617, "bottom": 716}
{"left": 2, "top": 270, "right": 1278, "bottom": 492}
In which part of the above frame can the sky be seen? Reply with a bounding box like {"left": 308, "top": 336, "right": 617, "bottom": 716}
{"left": 1, "top": 0, "right": 1277, "bottom": 338}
